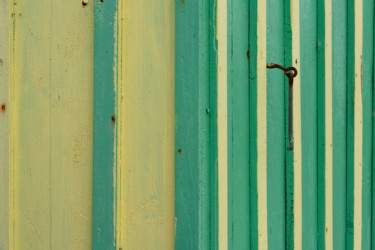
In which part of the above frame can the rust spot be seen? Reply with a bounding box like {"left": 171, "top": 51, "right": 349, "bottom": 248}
{"left": 295, "top": 59, "right": 298, "bottom": 65}
{"left": 326, "top": 227, "right": 328, "bottom": 232}
{"left": 111, "top": 115, "right": 116, "bottom": 122}
{"left": 82, "top": 0, "right": 88, "bottom": 6}
{"left": 247, "top": 50, "right": 250, "bottom": 60}
{"left": 1, "top": 103, "right": 6, "bottom": 113}
{"left": 177, "top": 148, "right": 182, "bottom": 154}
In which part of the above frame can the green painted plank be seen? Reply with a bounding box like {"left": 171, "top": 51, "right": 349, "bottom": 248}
{"left": 300, "top": 0, "right": 318, "bottom": 248}
{"left": 317, "top": 0, "right": 326, "bottom": 247}
{"left": 284, "top": 1, "right": 293, "bottom": 249}
{"left": 227, "top": 0, "right": 250, "bottom": 249}
{"left": 362, "top": 0, "right": 374, "bottom": 248}
{"left": 332, "top": 0, "right": 347, "bottom": 249}
{"left": 249, "top": 0, "right": 258, "bottom": 248}
{"left": 175, "top": 0, "right": 218, "bottom": 249}
{"left": 267, "top": 0, "right": 286, "bottom": 248}
{"left": 346, "top": 0, "right": 355, "bottom": 248}
{"left": 92, "top": 0, "right": 118, "bottom": 249}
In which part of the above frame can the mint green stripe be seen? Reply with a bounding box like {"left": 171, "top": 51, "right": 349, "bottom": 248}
{"left": 249, "top": 0, "right": 258, "bottom": 248}
{"left": 300, "top": 0, "right": 318, "bottom": 248}
{"left": 332, "top": 0, "right": 347, "bottom": 249}
{"left": 227, "top": 0, "right": 251, "bottom": 248}
{"left": 346, "top": 0, "right": 355, "bottom": 248}
{"left": 284, "top": 0, "right": 294, "bottom": 248}
{"left": 362, "top": 0, "right": 374, "bottom": 248}
{"left": 93, "top": 0, "right": 118, "bottom": 249}
{"left": 317, "top": 0, "right": 326, "bottom": 248}
{"left": 175, "top": 0, "right": 218, "bottom": 249}
{"left": 267, "top": 0, "right": 286, "bottom": 248}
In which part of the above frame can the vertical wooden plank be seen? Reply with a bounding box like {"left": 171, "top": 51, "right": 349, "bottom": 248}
{"left": 92, "top": 0, "right": 117, "bottom": 248}
{"left": 317, "top": 0, "right": 326, "bottom": 248}
{"left": 332, "top": 0, "right": 347, "bottom": 248}
{"left": 175, "top": 0, "right": 218, "bottom": 249}
{"left": 291, "top": 0, "right": 302, "bottom": 247}
{"left": 361, "top": 0, "right": 374, "bottom": 249}
{"left": 12, "top": 0, "right": 52, "bottom": 247}
{"left": 227, "top": 0, "right": 251, "bottom": 249}
{"left": 218, "top": 0, "right": 228, "bottom": 249}
{"left": 249, "top": 0, "right": 258, "bottom": 248}
{"left": 346, "top": 0, "right": 355, "bottom": 247}
{"left": 300, "top": 0, "right": 318, "bottom": 248}
{"left": 117, "top": 0, "right": 175, "bottom": 249}
{"left": 267, "top": 0, "right": 285, "bottom": 248}
{"left": 324, "top": 0, "right": 333, "bottom": 248}
{"left": 50, "top": 1, "right": 94, "bottom": 249}
{"left": 257, "top": 0, "right": 268, "bottom": 248}
{"left": 353, "top": 0, "right": 363, "bottom": 248}
{"left": 0, "top": 0, "right": 9, "bottom": 248}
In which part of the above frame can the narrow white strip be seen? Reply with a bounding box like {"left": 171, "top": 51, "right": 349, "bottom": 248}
{"left": 217, "top": 0, "right": 228, "bottom": 249}
{"left": 353, "top": 0, "right": 363, "bottom": 248}
{"left": 291, "top": 0, "right": 302, "bottom": 249}
{"left": 257, "top": 0, "right": 268, "bottom": 249}
{"left": 324, "top": 0, "right": 333, "bottom": 249}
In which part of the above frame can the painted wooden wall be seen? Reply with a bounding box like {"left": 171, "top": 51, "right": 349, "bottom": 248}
{"left": 1, "top": 0, "right": 94, "bottom": 249}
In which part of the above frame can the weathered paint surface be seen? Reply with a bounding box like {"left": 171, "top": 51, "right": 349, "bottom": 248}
{"left": 8, "top": 0, "right": 94, "bottom": 249}
{"left": 0, "top": 0, "right": 10, "bottom": 248}
{"left": 116, "top": 0, "right": 175, "bottom": 249}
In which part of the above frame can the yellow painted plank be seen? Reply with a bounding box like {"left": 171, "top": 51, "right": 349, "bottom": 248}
{"left": 324, "top": 0, "right": 333, "bottom": 248}
{"left": 117, "top": 0, "right": 175, "bottom": 249}
{"left": 11, "top": 0, "right": 94, "bottom": 249}
{"left": 353, "top": 0, "right": 363, "bottom": 248}
{"left": 217, "top": 0, "right": 228, "bottom": 249}
{"left": 0, "top": 0, "right": 10, "bottom": 248}
{"left": 257, "top": 0, "right": 267, "bottom": 249}
{"left": 291, "top": 0, "right": 302, "bottom": 249}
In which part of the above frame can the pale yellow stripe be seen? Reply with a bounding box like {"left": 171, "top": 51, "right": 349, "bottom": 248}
{"left": 257, "top": 0, "right": 267, "bottom": 249}
{"left": 217, "top": 0, "right": 228, "bottom": 249}
{"left": 353, "top": 0, "right": 363, "bottom": 248}
{"left": 291, "top": 0, "right": 302, "bottom": 249}
{"left": 325, "top": 0, "right": 333, "bottom": 248}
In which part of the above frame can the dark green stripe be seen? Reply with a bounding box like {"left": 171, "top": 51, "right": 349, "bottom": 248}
{"left": 227, "top": 0, "right": 251, "bottom": 248}
{"left": 300, "top": 0, "right": 318, "bottom": 248}
{"left": 249, "top": 0, "right": 258, "bottom": 248}
{"left": 332, "top": 0, "right": 348, "bottom": 249}
{"left": 175, "top": 0, "right": 218, "bottom": 249}
{"left": 92, "top": 0, "right": 118, "bottom": 249}
{"left": 317, "top": 0, "right": 326, "bottom": 247}
{"left": 284, "top": 0, "right": 293, "bottom": 249}
{"left": 362, "top": 0, "right": 374, "bottom": 248}
{"left": 346, "top": 0, "right": 355, "bottom": 248}
{"left": 267, "top": 0, "right": 286, "bottom": 248}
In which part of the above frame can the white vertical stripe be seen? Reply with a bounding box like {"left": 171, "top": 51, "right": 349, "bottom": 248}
{"left": 291, "top": 0, "right": 302, "bottom": 249}
{"left": 353, "top": 0, "right": 363, "bottom": 248}
{"left": 217, "top": 0, "right": 228, "bottom": 249}
{"left": 324, "top": 0, "right": 333, "bottom": 249}
{"left": 257, "top": 0, "right": 267, "bottom": 249}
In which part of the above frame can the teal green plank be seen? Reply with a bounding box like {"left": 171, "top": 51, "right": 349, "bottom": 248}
{"left": 175, "top": 0, "right": 218, "bottom": 249}
{"left": 267, "top": 0, "right": 286, "bottom": 248}
{"left": 332, "top": 0, "right": 347, "bottom": 249}
{"left": 227, "top": 0, "right": 250, "bottom": 249}
{"left": 249, "top": 0, "right": 258, "bottom": 248}
{"left": 317, "top": 0, "right": 326, "bottom": 247}
{"left": 93, "top": 0, "right": 118, "bottom": 249}
{"left": 346, "top": 0, "right": 355, "bottom": 248}
{"left": 300, "top": 0, "right": 318, "bottom": 248}
{"left": 362, "top": 0, "right": 374, "bottom": 248}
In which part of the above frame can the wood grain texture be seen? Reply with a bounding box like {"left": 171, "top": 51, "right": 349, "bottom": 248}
{"left": 11, "top": 0, "right": 94, "bottom": 249}
{"left": 117, "top": 0, "right": 175, "bottom": 249}
{"left": 0, "top": 0, "right": 10, "bottom": 249}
